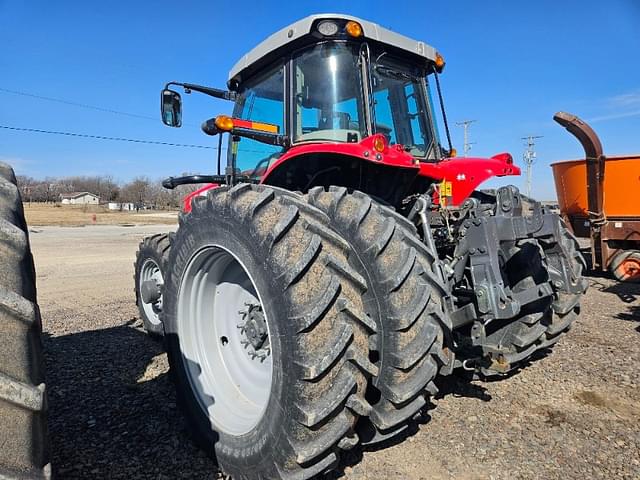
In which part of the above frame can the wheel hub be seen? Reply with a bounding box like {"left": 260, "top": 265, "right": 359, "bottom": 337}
{"left": 238, "top": 303, "right": 271, "bottom": 361}
{"left": 621, "top": 258, "right": 640, "bottom": 280}
{"left": 139, "top": 258, "right": 164, "bottom": 325}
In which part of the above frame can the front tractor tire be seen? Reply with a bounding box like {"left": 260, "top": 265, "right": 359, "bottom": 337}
{"left": 0, "top": 162, "right": 50, "bottom": 479}
{"left": 162, "top": 184, "right": 376, "bottom": 480}
{"left": 134, "top": 233, "right": 172, "bottom": 336}
{"left": 308, "top": 187, "right": 448, "bottom": 444}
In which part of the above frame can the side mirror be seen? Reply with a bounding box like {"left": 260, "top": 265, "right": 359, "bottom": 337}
{"left": 161, "top": 89, "right": 182, "bottom": 127}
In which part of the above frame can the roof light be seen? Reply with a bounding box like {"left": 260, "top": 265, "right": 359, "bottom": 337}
{"left": 345, "top": 21, "right": 363, "bottom": 38}
{"left": 435, "top": 53, "right": 446, "bottom": 72}
{"left": 317, "top": 20, "right": 339, "bottom": 36}
{"left": 214, "top": 115, "right": 234, "bottom": 132}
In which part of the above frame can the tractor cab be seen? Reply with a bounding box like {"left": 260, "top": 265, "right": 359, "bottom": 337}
{"left": 226, "top": 16, "right": 445, "bottom": 174}
{"left": 161, "top": 14, "right": 452, "bottom": 197}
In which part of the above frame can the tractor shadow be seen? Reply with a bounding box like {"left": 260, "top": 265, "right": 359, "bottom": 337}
{"left": 616, "top": 304, "right": 640, "bottom": 328}
{"left": 588, "top": 274, "right": 640, "bottom": 330}
{"left": 595, "top": 267, "right": 640, "bottom": 333}
{"left": 604, "top": 281, "right": 639, "bottom": 305}
{"left": 42, "top": 319, "right": 218, "bottom": 479}
{"left": 328, "top": 372, "right": 493, "bottom": 479}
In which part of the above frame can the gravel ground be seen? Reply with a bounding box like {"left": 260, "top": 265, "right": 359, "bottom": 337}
{"left": 31, "top": 225, "right": 640, "bottom": 479}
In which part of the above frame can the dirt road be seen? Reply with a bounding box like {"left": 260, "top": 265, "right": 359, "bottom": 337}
{"left": 31, "top": 225, "right": 640, "bottom": 479}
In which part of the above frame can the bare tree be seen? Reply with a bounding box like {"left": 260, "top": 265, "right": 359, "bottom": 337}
{"left": 120, "top": 177, "right": 151, "bottom": 209}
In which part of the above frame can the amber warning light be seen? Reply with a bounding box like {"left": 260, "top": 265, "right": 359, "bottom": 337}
{"left": 345, "top": 21, "right": 363, "bottom": 38}
{"left": 214, "top": 116, "right": 279, "bottom": 134}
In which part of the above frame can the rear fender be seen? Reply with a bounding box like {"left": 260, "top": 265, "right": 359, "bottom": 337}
{"left": 260, "top": 136, "right": 420, "bottom": 205}
{"left": 419, "top": 153, "right": 520, "bottom": 206}
{"left": 262, "top": 134, "right": 419, "bottom": 181}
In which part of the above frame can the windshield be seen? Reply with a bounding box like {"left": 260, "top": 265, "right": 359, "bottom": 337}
{"left": 370, "top": 55, "right": 435, "bottom": 158}
{"left": 293, "top": 42, "right": 366, "bottom": 143}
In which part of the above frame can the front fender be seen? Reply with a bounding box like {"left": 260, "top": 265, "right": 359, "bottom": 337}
{"left": 419, "top": 153, "right": 520, "bottom": 206}
{"left": 183, "top": 183, "right": 219, "bottom": 213}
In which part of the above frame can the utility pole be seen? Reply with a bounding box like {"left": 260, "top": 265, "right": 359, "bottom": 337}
{"left": 456, "top": 119, "right": 477, "bottom": 157}
{"left": 522, "top": 135, "right": 543, "bottom": 198}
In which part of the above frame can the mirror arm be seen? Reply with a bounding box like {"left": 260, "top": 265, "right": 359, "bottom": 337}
{"left": 161, "top": 174, "right": 253, "bottom": 190}
{"left": 165, "top": 81, "right": 237, "bottom": 101}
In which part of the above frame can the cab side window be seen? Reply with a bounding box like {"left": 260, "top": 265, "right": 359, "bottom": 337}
{"left": 231, "top": 65, "right": 284, "bottom": 177}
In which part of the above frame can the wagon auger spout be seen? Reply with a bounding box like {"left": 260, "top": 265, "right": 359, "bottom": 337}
{"left": 552, "top": 111, "right": 640, "bottom": 282}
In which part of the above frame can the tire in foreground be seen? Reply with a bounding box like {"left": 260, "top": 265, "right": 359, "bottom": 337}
{"left": 162, "top": 184, "right": 376, "bottom": 479}
{"left": 0, "top": 162, "right": 50, "bottom": 479}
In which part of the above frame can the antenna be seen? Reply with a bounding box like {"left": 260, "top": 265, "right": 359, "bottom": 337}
{"left": 521, "top": 135, "right": 543, "bottom": 197}
{"left": 456, "top": 119, "right": 477, "bottom": 157}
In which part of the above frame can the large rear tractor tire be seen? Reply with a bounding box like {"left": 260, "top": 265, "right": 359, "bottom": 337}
{"left": 162, "top": 184, "right": 376, "bottom": 479}
{"left": 308, "top": 187, "right": 448, "bottom": 444}
{"left": 537, "top": 220, "right": 589, "bottom": 347}
{"left": 478, "top": 238, "right": 556, "bottom": 375}
{"left": 0, "top": 162, "right": 50, "bottom": 479}
{"left": 134, "top": 233, "right": 172, "bottom": 336}
{"left": 470, "top": 213, "right": 587, "bottom": 377}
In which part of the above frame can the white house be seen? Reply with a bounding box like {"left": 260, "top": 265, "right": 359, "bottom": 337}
{"left": 60, "top": 192, "right": 100, "bottom": 205}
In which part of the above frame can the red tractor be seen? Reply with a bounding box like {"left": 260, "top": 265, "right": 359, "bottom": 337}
{"left": 0, "top": 14, "right": 589, "bottom": 480}
{"left": 132, "top": 14, "right": 587, "bottom": 480}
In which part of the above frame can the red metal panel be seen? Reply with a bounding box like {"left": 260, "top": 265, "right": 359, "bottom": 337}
{"left": 261, "top": 135, "right": 520, "bottom": 206}
{"left": 419, "top": 153, "right": 520, "bottom": 206}
{"left": 261, "top": 134, "right": 420, "bottom": 179}
{"left": 182, "top": 184, "right": 219, "bottom": 213}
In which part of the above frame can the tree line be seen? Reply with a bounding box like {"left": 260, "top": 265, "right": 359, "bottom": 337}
{"left": 16, "top": 174, "right": 202, "bottom": 209}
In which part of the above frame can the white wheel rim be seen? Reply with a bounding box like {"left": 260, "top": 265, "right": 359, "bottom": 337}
{"left": 178, "top": 245, "right": 273, "bottom": 436}
{"left": 140, "top": 258, "right": 164, "bottom": 326}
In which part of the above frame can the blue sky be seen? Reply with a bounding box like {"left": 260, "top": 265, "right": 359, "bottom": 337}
{"left": 1, "top": 0, "right": 639, "bottom": 199}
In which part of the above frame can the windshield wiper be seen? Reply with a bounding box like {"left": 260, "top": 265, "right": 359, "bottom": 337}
{"left": 374, "top": 65, "right": 417, "bottom": 82}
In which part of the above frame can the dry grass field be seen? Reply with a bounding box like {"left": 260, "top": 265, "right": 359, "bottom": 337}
{"left": 23, "top": 202, "right": 178, "bottom": 226}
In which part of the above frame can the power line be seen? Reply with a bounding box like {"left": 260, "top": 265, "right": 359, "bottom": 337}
{"left": 0, "top": 87, "right": 159, "bottom": 122}
{"left": 0, "top": 124, "right": 278, "bottom": 156}
{"left": 0, "top": 124, "right": 217, "bottom": 149}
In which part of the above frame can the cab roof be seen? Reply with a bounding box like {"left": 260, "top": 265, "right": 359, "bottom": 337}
{"left": 228, "top": 13, "right": 438, "bottom": 84}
